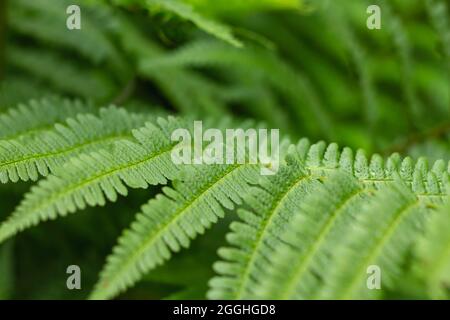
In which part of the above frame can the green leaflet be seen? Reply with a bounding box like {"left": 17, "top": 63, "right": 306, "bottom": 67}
{"left": 0, "top": 117, "right": 186, "bottom": 243}
{"left": 0, "top": 106, "right": 151, "bottom": 183}
{"left": 293, "top": 139, "right": 450, "bottom": 201}
{"left": 247, "top": 176, "right": 429, "bottom": 300}
{"left": 90, "top": 164, "right": 260, "bottom": 299}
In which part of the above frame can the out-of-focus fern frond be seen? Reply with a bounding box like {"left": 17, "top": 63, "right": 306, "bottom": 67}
{"left": 0, "top": 106, "right": 151, "bottom": 183}
{"left": 0, "top": 97, "right": 92, "bottom": 141}
{"left": 208, "top": 154, "right": 320, "bottom": 299}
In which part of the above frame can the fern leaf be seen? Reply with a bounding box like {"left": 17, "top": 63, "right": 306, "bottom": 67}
{"left": 257, "top": 172, "right": 368, "bottom": 299}
{"left": 90, "top": 163, "right": 260, "bottom": 299}
{"left": 209, "top": 140, "right": 449, "bottom": 299}
{"left": 315, "top": 182, "right": 427, "bottom": 299}
{"left": 208, "top": 153, "right": 321, "bottom": 299}
{"left": 0, "top": 117, "right": 186, "bottom": 243}
{"left": 0, "top": 106, "right": 150, "bottom": 183}
{"left": 0, "top": 97, "right": 92, "bottom": 141}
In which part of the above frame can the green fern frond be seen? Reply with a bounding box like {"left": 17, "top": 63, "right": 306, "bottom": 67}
{"left": 90, "top": 163, "right": 260, "bottom": 299}
{"left": 0, "top": 117, "right": 186, "bottom": 243}
{"left": 0, "top": 106, "right": 150, "bottom": 183}
{"left": 0, "top": 97, "right": 92, "bottom": 141}
{"left": 249, "top": 177, "right": 428, "bottom": 300}
{"left": 208, "top": 153, "right": 320, "bottom": 299}
{"left": 293, "top": 139, "right": 450, "bottom": 200}
{"left": 209, "top": 140, "right": 449, "bottom": 299}
{"left": 413, "top": 199, "right": 450, "bottom": 299}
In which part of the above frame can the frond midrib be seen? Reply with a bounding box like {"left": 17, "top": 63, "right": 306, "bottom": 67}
{"left": 93, "top": 163, "right": 248, "bottom": 298}
{"left": 233, "top": 173, "right": 313, "bottom": 299}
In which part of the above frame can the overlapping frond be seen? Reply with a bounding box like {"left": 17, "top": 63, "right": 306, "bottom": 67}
{"left": 250, "top": 172, "right": 367, "bottom": 299}
{"left": 0, "top": 106, "right": 150, "bottom": 183}
{"left": 90, "top": 163, "right": 261, "bottom": 299}
{"left": 209, "top": 140, "right": 449, "bottom": 299}
{"left": 208, "top": 154, "right": 321, "bottom": 299}
{"left": 0, "top": 97, "right": 92, "bottom": 141}
{"left": 313, "top": 182, "right": 427, "bottom": 299}
{"left": 0, "top": 117, "right": 186, "bottom": 243}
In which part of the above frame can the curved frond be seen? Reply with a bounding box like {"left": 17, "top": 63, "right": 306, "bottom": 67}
{"left": 90, "top": 164, "right": 260, "bottom": 299}
{"left": 313, "top": 182, "right": 427, "bottom": 299}
{"left": 0, "top": 117, "right": 186, "bottom": 243}
{"left": 0, "top": 106, "right": 150, "bottom": 183}
{"left": 0, "top": 97, "right": 92, "bottom": 141}
{"left": 209, "top": 139, "right": 449, "bottom": 299}
{"left": 208, "top": 154, "right": 320, "bottom": 299}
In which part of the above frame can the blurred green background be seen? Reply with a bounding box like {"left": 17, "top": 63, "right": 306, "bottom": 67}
{"left": 0, "top": 0, "right": 448, "bottom": 299}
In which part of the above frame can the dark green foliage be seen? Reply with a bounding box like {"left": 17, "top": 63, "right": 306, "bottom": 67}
{"left": 0, "top": 0, "right": 449, "bottom": 300}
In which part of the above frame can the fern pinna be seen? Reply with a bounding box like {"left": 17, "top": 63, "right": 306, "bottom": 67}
{"left": 1, "top": 0, "right": 449, "bottom": 300}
